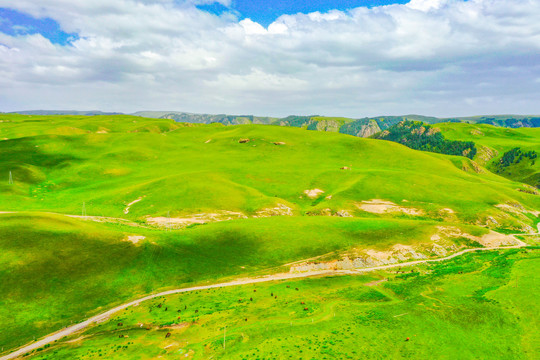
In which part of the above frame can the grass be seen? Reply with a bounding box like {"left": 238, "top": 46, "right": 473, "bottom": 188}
{"left": 0, "top": 114, "right": 537, "bottom": 229}
{"left": 25, "top": 248, "right": 539, "bottom": 359}
{"left": 0, "top": 212, "right": 483, "bottom": 352}
{"left": 0, "top": 114, "right": 538, "bottom": 358}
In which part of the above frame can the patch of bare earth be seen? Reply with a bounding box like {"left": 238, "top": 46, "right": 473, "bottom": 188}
{"left": 125, "top": 235, "right": 146, "bottom": 245}
{"left": 433, "top": 225, "right": 521, "bottom": 247}
{"left": 356, "top": 199, "right": 424, "bottom": 216}
{"left": 65, "top": 215, "right": 143, "bottom": 227}
{"left": 304, "top": 189, "right": 325, "bottom": 198}
{"left": 478, "top": 231, "right": 522, "bottom": 247}
{"left": 146, "top": 211, "right": 247, "bottom": 229}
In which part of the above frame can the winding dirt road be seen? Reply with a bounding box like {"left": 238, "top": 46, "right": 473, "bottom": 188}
{"left": 0, "top": 241, "right": 530, "bottom": 360}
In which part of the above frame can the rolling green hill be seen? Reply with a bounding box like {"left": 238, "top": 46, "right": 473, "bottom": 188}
{"left": 0, "top": 114, "right": 538, "bottom": 229}
{"left": 0, "top": 113, "right": 538, "bottom": 359}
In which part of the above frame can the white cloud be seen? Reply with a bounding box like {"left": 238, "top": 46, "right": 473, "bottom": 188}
{"left": 406, "top": 0, "right": 449, "bottom": 11}
{"left": 240, "top": 19, "right": 267, "bottom": 35}
{"left": 0, "top": 0, "right": 539, "bottom": 116}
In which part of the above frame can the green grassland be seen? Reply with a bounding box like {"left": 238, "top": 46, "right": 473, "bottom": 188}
{"left": 436, "top": 122, "right": 540, "bottom": 187}
{"left": 25, "top": 248, "right": 539, "bottom": 360}
{"left": 0, "top": 114, "right": 538, "bottom": 358}
{"left": 0, "top": 114, "right": 537, "bottom": 229}
{"left": 0, "top": 212, "right": 491, "bottom": 352}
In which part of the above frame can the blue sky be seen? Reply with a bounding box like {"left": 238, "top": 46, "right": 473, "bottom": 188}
{"left": 0, "top": 1, "right": 409, "bottom": 45}
{"left": 0, "top": 8, "right": 78, "bottom": 45}
{"left": 0, "top": 0, "right": 538, "bottom": 117}
{"left": 200, "top": 0, "right": 409, "bottom": 26}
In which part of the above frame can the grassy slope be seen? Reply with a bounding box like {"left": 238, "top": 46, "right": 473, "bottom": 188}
{"left": 0, "top": 114, "right": 537, "bottom": 228}
{"left": 436, "top": 122, "right": 540, "bottom": 187}
{"left": 27, "top": 248, "right": 539, "bottom": 360}
{"left": 1, "top": 114, "right": 538, "bottom": 356}
{"left": 0, "top": 212, "right": 484, "bottom": 352}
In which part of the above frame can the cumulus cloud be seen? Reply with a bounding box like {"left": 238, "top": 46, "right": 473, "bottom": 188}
{"left": 0, "top": 0, "right": 539, "bottom": 116}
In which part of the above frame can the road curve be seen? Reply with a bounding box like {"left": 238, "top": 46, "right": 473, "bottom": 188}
{"left": 0, "top": 242, "right": 530, "bottom": 360}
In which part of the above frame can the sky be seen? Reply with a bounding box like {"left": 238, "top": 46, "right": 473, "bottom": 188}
{"left": 0, "top": 0, "right": 539, "bottom": 117}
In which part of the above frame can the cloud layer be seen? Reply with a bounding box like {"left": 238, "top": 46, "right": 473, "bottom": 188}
{"left": 0, "top": 0, "right": 539, "bottom": 116}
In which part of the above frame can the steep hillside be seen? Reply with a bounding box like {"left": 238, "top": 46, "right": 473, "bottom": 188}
{"left": 436, "top": 123, "right": 540, "bottom": 188}
{"left": 372, "top": 121, "right": 477, "bottom": 159}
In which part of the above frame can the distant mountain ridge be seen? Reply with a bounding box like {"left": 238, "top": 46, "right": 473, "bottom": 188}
{"left": 8, "top": 110, "right": 540, "bottom": 135}
{"left": 11, "top": 110, "right": 123, "bottom": 116}
{"left": 131, "top": 111, "right": 540, "bottom": 136}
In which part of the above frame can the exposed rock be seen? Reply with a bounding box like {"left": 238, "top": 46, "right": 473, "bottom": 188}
{"left": 255, "top": 204, "right": 294, "bottom": 217}
{"left": 476, "top": 145, "right": 498, "bottom": 165}
{"left": 238, "top": 138, "right": 250, "bottom": 143}
{"left": 359, "top": 120, "right": 382, "bottom": 138}
{"left": 290, "top": 245, "right": 428, "bottom": 273}
{"left": 336, "top": 210, "right": 352, "bottom": 217}
{"left": 273, "top": 142, "right": 286, "bottom": 145}
{"left": 431, "top": 244, "right": 448, "bottom": 256}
